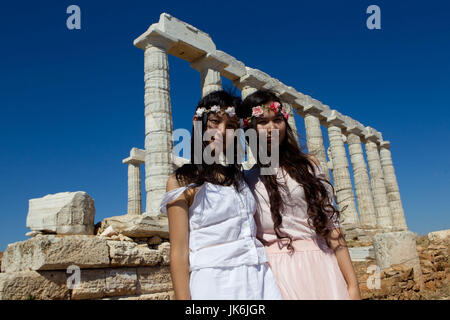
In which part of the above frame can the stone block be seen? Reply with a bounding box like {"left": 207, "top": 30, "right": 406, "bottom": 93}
{"left": 137, "top": 266, "right": 172, "bottom": 294}
{"left": 1, "top": 235, "right": 109, "bottom": 273}
{"left": 108, "top": 240, "right": 161, "bottom": 267}
{"left": 373, "top": 231, "right": 423, "bottom": 283}
{"left": 0, "top": 270, "right": 69, "bottom": 300}
{"left": 26, "top": 191, "right": 95, "bottom": 235}
{"left": 100, "top": 214, "right": 169, "bottom": 238}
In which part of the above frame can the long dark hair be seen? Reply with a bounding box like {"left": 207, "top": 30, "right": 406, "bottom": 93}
{"left": 238, "top": 89, "right": 342, "bottom": 251}
{"left": 175, "top": 90, "right": 245, "bottom": 193}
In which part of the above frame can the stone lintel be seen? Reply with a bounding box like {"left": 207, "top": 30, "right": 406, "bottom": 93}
{"left": 210, "top": 50, "right": 246, "bottom": 80}
{"left": 190, "top": 52, "right": 227, "bottom": 73}
{"left": 135, "top": 13, "right": 217, "bottom": 63}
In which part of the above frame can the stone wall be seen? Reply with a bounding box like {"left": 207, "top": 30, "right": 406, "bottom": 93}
{"left": 0, "top": 234, "right": 174, "bottom": 300}
{"left": 352, "top": 232, "right": 449, "bottom": 300}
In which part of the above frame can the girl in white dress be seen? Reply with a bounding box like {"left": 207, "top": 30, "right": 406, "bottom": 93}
{"left": 160, "top": 90, "right": 282, "bottom": 300}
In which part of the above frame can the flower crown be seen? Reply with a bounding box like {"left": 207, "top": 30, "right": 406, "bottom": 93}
{"left": 192, "top": 105, "right": 236, "bottom": 121}
{"left": 240, "top": 101, "right": 289, "bottom": 128}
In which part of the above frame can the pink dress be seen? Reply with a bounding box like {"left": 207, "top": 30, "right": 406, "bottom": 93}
{"left": 244, "top": 164, "right": 350, "bottom": 300}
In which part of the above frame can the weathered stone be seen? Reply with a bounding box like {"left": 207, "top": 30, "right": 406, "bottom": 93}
{"left": 71, "top": 269, "right": 106, "bottom": 300}
{"left": 349, "top": 246, "right": 375, "bottom": 261}
{"left": 428, "top": 229, "right": 450, "bottom": 243}
{"left": 26, "top": 191, "right": 95, "bottom": 235}
{"left": 373, "top": 231, "right": 423, "bottom": 283}
{"left": 25, "top": 231, "right": 43, "bottom": 237}
{"left": 148, "top": 235, "right": 162, "bottom": 245}
{"left": 1, "top": 235, "right": 110, "bottom": 273}
{"left": 105, "top": 268, "right": 138, "bottom": 297}
{"left": 137, "top": 266, "right": 172, "bottom": 294}
{"left": 158, "top": 242, "right": 170, "bottom": 266}
{"left": 99, "top": 225, "right": 118, "bottom": 238}
{"left": 101, "top": 214, "right": 169, "bottom": 238}
{"left": 0, "top": 270, "right": 69, "bottom": 300}
{"left": 71, "top": 268, "right": 139, "bottom": 299}
{"left": 108, "top": 240, "right": 161, "bottom": 267}
{"left": 99, "top": 291, "right": 174, "bottom": 300}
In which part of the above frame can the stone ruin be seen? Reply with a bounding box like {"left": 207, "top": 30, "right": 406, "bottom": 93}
{"left": 0, "top": 13, "right": 448, "bottom": 300}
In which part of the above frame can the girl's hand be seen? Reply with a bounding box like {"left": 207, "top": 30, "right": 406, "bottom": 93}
{"left": 347, "top": 284, "right": 362, "bottom": 300}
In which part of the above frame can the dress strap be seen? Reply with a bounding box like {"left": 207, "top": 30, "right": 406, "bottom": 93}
{"left": 159, "top": 183, "right": 197, "bottom": 215}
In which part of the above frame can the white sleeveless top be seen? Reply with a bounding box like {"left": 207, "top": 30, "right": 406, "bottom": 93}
{"left": 160, "top": 180, "right": 268, "bottom": 271}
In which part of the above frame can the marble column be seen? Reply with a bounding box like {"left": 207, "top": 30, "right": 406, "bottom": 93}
{"left": 233, "top": 74, "right": 266, "bottom": 169}
{"left": 283, "top": 102, "right": 299, "bottom": 146}
{"left": 325, "top": 111, "right": 359, "bottom": 226}
{"left": 122, "top": 148, "right": 145, "bottom": 215}
{"left": 380, "top": 141, "right": 407, "bottom": 230}
{"left": 345, "top": 124, "right": 377, "bottom": 229}
{"left": 191, "top": 56, "right": 223, "bottom": 97}
{"left": 143, "top": 38, "right": 174, "bottom": 217}
{"left": 304, "top": 111, "right": 330, "bottom": 181}
{"left": 364, "top": 128, "right": 393, "bottom": 229}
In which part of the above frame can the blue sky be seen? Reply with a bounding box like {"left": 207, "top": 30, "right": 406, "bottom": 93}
{"left": 0, "top": 0, "right": 449, "bottom": 251}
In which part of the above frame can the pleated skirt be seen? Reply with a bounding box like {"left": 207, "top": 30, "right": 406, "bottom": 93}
{"left": 265, "top": 237, "right": 350, "bottom": 300}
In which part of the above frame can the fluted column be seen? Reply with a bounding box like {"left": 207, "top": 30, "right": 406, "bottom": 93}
{"left": 364, "top": 128, "right": 393, "bottom": 229}
{"left": 346, "top": 129, "right": 377, "bottom": 229}
{"left": 125, "top": 161, "right": 142, "bottom": 215}
{"left": 143, "top": 38, "right": 174, "bottom": 217}
{"left": 191, "top": 56, "right": 223, "bottom": 97}
{"left": 380, "top": 141, "right": 407, "bottom": 230}
{"left": 123, "top": 148, "right": 145, "bottom": 215}
{"left": 304, "top": 112, "right": 330, "bottom": 181}
{"left": 325, "top": 111, "right": 359, "bottom": 226}
{"left": 282, "top": 102, "right": 299, "bottom": 146}
{"left": 233, "top": 74, "right": 266, "bottom": 169}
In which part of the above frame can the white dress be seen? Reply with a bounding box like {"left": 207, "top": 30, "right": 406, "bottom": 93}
{"left": 160, "top": 180, "right": 282, "bottom": 300}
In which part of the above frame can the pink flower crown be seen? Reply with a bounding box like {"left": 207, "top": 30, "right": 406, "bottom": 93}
{"left": 192, "top": 105, "right": 236, "bottom": 121}
{"left": 240, "top": 101, "right": 289, "bottom": 128}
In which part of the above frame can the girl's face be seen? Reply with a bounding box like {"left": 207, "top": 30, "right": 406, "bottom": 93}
{"left": 254, "top": 102, "right": 287, "bottom": 148}
{"left": 205, "top": 111, "right": 239, "bottom": 154}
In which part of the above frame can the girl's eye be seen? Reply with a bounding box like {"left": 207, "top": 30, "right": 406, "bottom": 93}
{"left": 209, "top": 119, "right": 219, "bottom": 124}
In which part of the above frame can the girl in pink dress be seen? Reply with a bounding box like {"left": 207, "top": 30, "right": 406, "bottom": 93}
{"left": 237, "top": 89, "right": 361, "bottom": 300}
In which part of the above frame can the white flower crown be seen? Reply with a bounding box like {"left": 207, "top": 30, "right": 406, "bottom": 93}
{"left": 193, "top": 105, "right": 236, "bottom": 121}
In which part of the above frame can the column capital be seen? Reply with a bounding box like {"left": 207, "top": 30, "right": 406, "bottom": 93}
{"left": 294, "top": 95, "right": 328, "bottom": 117}
{"left": 344, "top": 116, "right": 366, "bottom": 136}
{"left": 324, "top": 110, "right": 346, "bottom": 127}
{"left": 135, "top": 27, "right": 178, "bottom": 51}
{"left": 363, "top": 126, "right": 383, "bottom": 144}
{"left": 380, "top": 140, "right": 391, "bottom": 149}
{"left": 233, "top": 67, "right": 269, "bottom": 92}
{"left": 122, "top": 148, "right": 145, "bottom": 165}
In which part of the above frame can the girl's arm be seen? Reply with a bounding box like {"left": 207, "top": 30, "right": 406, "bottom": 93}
{"left": 328, "top": 228, "right": 362, "bottom": 300}
{"left": 307, "top": 154, "right": 361, "bottom": 299}
{"left": 166, "top": 175, "right": 191, "bottom": 300}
